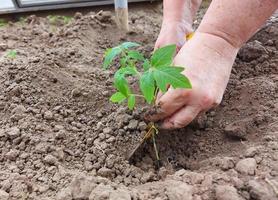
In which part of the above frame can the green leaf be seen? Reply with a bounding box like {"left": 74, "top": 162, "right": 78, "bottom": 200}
{"left": 128, "top": 50, "right": 144, "bottom": 61}
{"left": 103, "top": 42, "right": 140, "bottom": 69}
{"left": 6, "top": 50, "right": 17, "bottom": 59}
{"left": 128, "top": 95, "right": 136, "bottom": 110}
{"left": 114, "top": 73, "right": 130, "bottom": 97}
{"left": 140, "top": 71, "right": 155, "bottom": 104}
{"left": 121, "top": 42, "right": 140, "bottom": 49}
{"left": 110, "top": 92, "right": 126, "bottom": 103}
{"left": 153, "top": 66, "right": 191, "bottom": 92}
{"left": 114, "top": 67, "right": 137, "bottom": 97}
{"left": 62, "top": 16, "right": 73, "bottom": 24}
{"left": 151, "top": 44, "right": 176, "bottom": 67}
{"left": 116, "top": 67, "right": 137, "bottom": 76}
{"left": 143, "top": 60, "right": 150, "bottom": 71}
{"left": 103, "top": 46, "right": 122, "bottom": 69}
{"left": 0, "top": 19, "right": 8, "bottom": 27}
{"left": 120, "top": 57, "right": 128, "bottom": 67}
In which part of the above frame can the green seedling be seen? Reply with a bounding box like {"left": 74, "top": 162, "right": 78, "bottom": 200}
{"left": 0, "top": 19, "right": 8, "bottom": 27}
{"left": 6, "top": 50, "right": 17, "bottom": 59}
{"left": 104, "top": 42, "right": 191, "bottom": 109}
{"left": 103, "top": 42, "right": 192, "bottom": 162}
{"left": 47, "top": 15, "right": 59, "bottom": 25}
{"left": 18, "top": 17, "right": 27, "bottom": 25}
{"left": 47, "top": 15, "right": 73, "bottom": 25}
{"left": 62, "top": 16, "right": 73, "bottom": 24}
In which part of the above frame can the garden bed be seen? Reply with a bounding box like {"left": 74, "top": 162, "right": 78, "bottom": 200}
{"left": 0, "top": 3, "right": 277, "bottom": 200}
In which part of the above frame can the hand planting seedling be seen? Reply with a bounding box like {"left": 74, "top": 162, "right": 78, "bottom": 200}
{"left": 103, "top": 42, "right": 191, "bottom": 162}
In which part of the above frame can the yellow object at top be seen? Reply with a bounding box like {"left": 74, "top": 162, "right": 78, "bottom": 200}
{"left": 185, "top": 32, "right": 194, "bottom": 41}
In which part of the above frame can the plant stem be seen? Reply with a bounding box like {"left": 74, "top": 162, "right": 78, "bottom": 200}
{"left": 151, "top": 87, "right": 159, "bottom": 104}
{"left": 154, "top": 87, "right": 159, "bottom": 98}
{"left": 133, "top": 94, "right": 144, "bottom": 98}
{"left": 152, "top": 133, "right": 160, "bottom": 161}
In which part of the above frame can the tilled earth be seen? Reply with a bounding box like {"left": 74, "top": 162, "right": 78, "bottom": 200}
{"left": 0, "top": 3, "right": 278, "bottom": 200}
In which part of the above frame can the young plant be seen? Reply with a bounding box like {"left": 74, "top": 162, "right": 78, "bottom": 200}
{"left": 0, "top": 19, "right": 8, "bottom": 27}
{"left": 103, "top": 42, "right": 191, "bottom": 109}
{"left": 47, "top": 15, "right": 59, "bottom": 25}
{"left": 103, "top": 42, "right": 192, "bottom": 162}
{"left": 6, "top": 50, "right": 17, "bottom": 59}
{"left": 47, "top": 15, "right": 73, "bottom": 25}
{"left": 62, "top": 16, "right": 73, "bottom": 24}
{"left": 18, "top": 17, "right": 27, "bottom": 25}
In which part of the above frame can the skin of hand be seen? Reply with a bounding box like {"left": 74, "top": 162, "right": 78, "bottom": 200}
{"left": 155, "top": 20, "right": 192, "bottom": 51}
{"left": 149, "top": 0, "right": 278, "bottom": 129}
{"left": 150, "top": 32, "right": 238, "bottom": 129}
{"left": 155, "top": 0, "right": 202, "bottom": 50}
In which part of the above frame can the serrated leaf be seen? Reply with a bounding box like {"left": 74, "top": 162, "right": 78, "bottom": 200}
{"left": 153, "top": 66, "right": 191, "bottom": 92}
{"left": 128, "top": 50, "right": 144, "bottom": 61}
{"left": 151, "top": 44, "right": 176, "bottom": 67}
{"left": 110, "top": 92, "right": 126, "bottom": 103}
{"left": 140, "top": 71, "right": 155, "bottom": 104}
{"left": 143, "top": 60, "right": 150, "bottom": 71}
{"left": 103, "top": 46, "right": 122, "bottom": 69}
{"left": 128, "top": 95, "right": 136, "bottom": 110}
{"left": 121, "top": 42, "right": 140, "bottom": 49}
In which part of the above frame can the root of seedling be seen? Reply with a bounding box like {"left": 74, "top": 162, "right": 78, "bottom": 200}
{"left": 144, "top": 122, "right": 160, "bottom": 161}
{"left": 128, "top": 122, "right": 160, "bottom": 166}
{"left": 142, "top": 122, "right": 161, "bottom": 168}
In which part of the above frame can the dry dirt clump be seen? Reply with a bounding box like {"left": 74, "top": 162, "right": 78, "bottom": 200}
{"left": 0, "top": 3, "right": 278, "bottom": 200}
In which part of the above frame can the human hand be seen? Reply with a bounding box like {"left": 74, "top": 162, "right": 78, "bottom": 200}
{"left": 154, "top": 20, "right": 193, "bottom": 52}
{"left": 148, "top": 32, "right": 239, "bottom": 129}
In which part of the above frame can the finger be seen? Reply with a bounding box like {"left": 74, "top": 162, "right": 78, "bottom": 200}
{"left": 154, "top": 40, "right": 163, "bottom": 51}
{"left": 155, "top": 91, "right": 163, "bottom": 104}
{"left": 154, "top": 44, "right": 160, "bottom": 51}
{"left": 162, "top": 105, "right": 201, "bottom": 129}
{"left": 148, "top": 88, "right": 190, "bottom": 122}
{"left": 155, "top": 83, "right": 171, "bottom": 104}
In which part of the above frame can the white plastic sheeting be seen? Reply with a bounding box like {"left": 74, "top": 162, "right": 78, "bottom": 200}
{"left": 0, "top": 0, "right": 156, "bottom": 14}
{"left": 19, "top": 0, "right": 83, "bottom": 6}
{"left": 1, "top": 0, "right": 15, "bottom": 10}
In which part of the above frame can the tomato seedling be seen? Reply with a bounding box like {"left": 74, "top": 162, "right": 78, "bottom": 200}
{"left": 104, "top": 42, "right": 191, "bottom": 109}
{"left": 103, "top": 42, "right": 192, "bottom": 162}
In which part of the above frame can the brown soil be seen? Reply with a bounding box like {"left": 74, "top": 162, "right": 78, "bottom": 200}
{"left": 0, "top": 3, "right": 277, "bottom": 200}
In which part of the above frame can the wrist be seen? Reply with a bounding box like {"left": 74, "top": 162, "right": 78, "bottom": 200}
{"left": 194, "top": 31, "right": 240, "bottom": 56}
{"left": 197, "top": 25, "right": 244, "bottom": 48}
{"left": 187, "top": 32, "right": 239, "bottom": 66}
